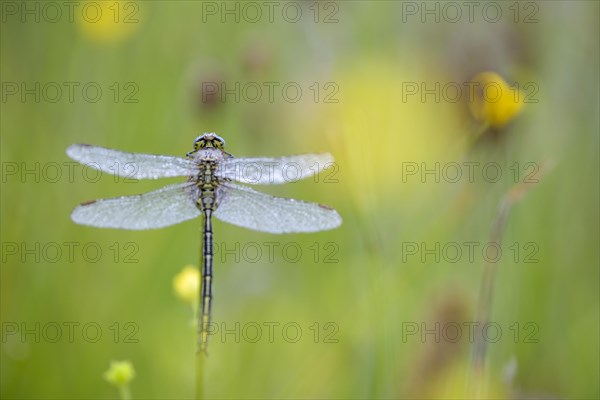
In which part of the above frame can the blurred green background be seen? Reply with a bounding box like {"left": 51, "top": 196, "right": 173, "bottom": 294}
{"left": 1, "top": 1, "right": 598, "bottom": 399}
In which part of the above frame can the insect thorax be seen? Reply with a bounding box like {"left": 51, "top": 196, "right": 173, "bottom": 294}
{"left": 192, "top": 148, "right": 231, "bottom": 212}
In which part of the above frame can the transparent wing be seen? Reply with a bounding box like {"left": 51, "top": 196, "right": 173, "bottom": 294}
{"left": 66, "top": 144, "right": 198, "bottom": 179}
{"left": 214, "top": 182, "right": 342, "bottom": 234}
{"left": 216, "top": 153, "right": 334, "bottom": 185}
{"left": 71, "top": 183, "right": 200, "bottom": 230}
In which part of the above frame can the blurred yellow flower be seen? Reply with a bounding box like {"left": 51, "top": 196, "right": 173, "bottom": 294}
{"left": 417, "top": 361, "right": 508, "bottom": 400}
{"left": 319, "top": 60, "right": 464, "bottom": 214}
{"left": 468, "top": 72, "right": 525, "bottom": 128}
{"left": 173, "top": 265, "right": 199, "bottom": 305}
{"left": 103, "top": 360, "right": 135, "bottom": 387}
{"left": 76, "top": 1, "right": 140, "bottom": 43}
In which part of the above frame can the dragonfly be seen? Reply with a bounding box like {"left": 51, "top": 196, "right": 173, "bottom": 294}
{"left": 66, "top": 133, "right": 342, "bottom": 354}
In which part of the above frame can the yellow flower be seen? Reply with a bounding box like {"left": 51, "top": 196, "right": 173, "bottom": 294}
{"left": 103, "top": 360, "right": 135, "bottom": 387}
{"left": 468, "top": 72, "right": 525, "bottom": 128}
{"left": 76, "top": 1, "right": 140, "bottom": 43}
{"left": 173, "top": 265, "right": 200, "bottom": 305}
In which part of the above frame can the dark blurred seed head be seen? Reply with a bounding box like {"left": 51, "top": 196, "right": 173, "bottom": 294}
{"left": 196, "top": 71, "right": 225, "bottom": 112}
{"left": 407, "top": 289, "right": 472, "bottom": 397}
{"left": 242, "top": 42, "right": 272, "bottom": 76}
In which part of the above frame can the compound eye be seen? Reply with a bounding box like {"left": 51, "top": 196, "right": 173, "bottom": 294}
{"left": 213, "top": 134, "right": 226, "bottom": 148}
{"left": 193, "top": 137, "right": 203, "bottom": 150}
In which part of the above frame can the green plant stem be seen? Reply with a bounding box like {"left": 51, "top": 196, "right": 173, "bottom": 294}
{"left": 118, "top": 385, "right": 131, "bottom": 400}
{"left": 467, "top": 164, "right": 549, "bottom": 397}
{"left": 469, "top": 200, "right": 510, "bottom": 398}
{"left": 468, "top": 122, "right": 490, "bottom": 150}
{"left": 196, "top": 352, "right": 205, "bottom": 399}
